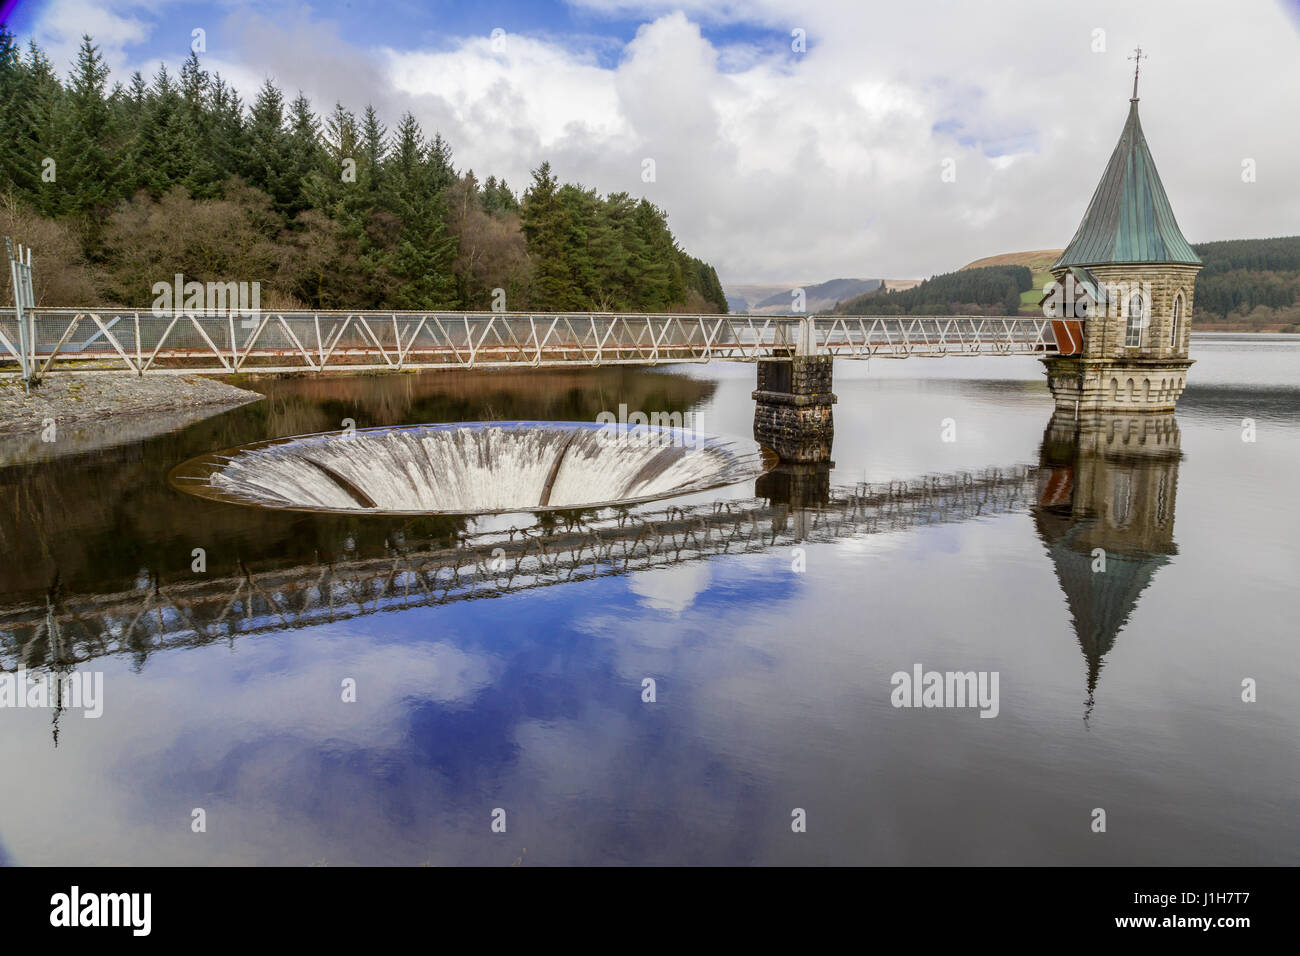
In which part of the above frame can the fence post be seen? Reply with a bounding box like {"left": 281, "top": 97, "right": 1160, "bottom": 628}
{"left": 24, "top": 246, "right": 35, "bottom": 380}
{"left": 796, "top": 316, "right": 813, "bottom": 356}
{"left": 6, "top": 237, "right": 36, "bottom": 388}
{"left": 6, "top": 239, "right": 25, "bottom": 382}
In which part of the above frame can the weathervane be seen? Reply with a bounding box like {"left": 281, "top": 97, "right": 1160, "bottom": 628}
{"left": 1128, "top": 46, "right": 1146, "bottom": 101}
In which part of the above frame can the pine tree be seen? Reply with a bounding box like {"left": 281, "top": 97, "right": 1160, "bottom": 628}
{"left": 480, "top": 175, "right": 519, "bottom": 216}
{"left": 521, "top": 161, "right": 574, "bottom": 310}
{"left": 207, "top": 74, "right": 246, "bottom": 187}
{"left": 244, "top": 79, "right": 298, "bottom": 217}
{"left": 303, "top": 102, "right": 360, "bottom": 216}
{"left": 379, "top": 112, "right": 457, "bottom": 308}
{"left": 359, "top": 104, "right": 386, "bottom": 195}
{"left": 284, "top": 92, "right": 323, "bottom": 217}
{"left": 0, "top": 30, "right": 29, "bottom": 194}
{"left": 175, "top": 51, "right": 221, "bottom": 198}
{"left": 9, "top": 41, "right": 66, "bottom": 215}
{"left": 126, "top": 64, "right": 184, "bottom": 196}
{"left": 59, "top": 36, "right": 120, "bottom": 252}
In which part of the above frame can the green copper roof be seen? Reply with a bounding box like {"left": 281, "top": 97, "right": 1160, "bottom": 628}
{"left": 1054, "top": 100, "right": 1201, "bottom": 270}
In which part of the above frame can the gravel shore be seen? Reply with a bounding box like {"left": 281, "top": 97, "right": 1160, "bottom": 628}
{"left": 0, "top": 373, "right": 263, "bottom": 460}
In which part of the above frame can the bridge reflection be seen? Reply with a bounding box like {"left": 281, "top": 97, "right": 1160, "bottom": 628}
{"left": 3, "top": 410, "right": 1186, "bottom": 738}
{"left": 1033, "top": 411, "right": 1182, "bottom": 722}
{"left": 2, "top": 465, "right": 1038, "bottom": 676}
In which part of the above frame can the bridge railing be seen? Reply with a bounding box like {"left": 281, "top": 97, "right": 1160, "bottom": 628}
{"left": 0, "top": 308, "right": 1057, "bottom": 375}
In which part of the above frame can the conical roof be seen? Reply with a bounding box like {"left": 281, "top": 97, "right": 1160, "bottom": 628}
{"left": 1045, "top": 530, "right": 1170, "bottom": 694}
{"left": 1054, "top": 100, "right": 1200, "bottom": 270}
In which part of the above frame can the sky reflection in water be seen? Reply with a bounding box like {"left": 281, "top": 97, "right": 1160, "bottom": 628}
{"left": 0, "top": 338, "right": 1296, "bottom": 865}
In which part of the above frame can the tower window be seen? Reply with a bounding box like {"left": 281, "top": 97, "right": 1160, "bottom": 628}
{"left": 1125, "top": 291, "right": 1146, "bottom": 348}
{"left": 1171, "top": 292, "right": 1183, "bottom": 347}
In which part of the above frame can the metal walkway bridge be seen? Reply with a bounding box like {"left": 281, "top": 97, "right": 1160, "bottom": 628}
{"left": 1, "top": 466, "right": 1038, "bottom": 673}
{"left": 0, "top": 308, "right": 1061, "bottom": 377}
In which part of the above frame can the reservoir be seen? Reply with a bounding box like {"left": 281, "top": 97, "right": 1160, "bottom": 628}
{"left": 0, "top": 333, "right": 1295, "bottom": 865}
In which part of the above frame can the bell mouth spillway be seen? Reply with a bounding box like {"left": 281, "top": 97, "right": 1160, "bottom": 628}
{"left": 170, "top": 421, "right": 772, "bottom": 515}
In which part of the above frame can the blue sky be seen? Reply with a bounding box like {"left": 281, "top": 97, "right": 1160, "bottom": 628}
{"left": 5, "top": 0, "right": 795, "bottom": 69}
{"left": 4, "top": 1, "right": 1299, "bottom": 284}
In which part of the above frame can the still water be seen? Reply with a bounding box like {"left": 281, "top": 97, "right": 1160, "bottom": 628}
{"left": 0, "top": 335, "right": 1296, "bottom": 865}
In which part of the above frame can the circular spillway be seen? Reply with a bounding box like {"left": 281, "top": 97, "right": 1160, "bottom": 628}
{"left": 170, "top": 421, "right": 772, "bottom": 515}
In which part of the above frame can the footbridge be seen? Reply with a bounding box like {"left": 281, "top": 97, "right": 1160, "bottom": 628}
{"left": 0, "top": 308, "right": 1060, "bottom": 376}
{"left": 0, "top": 307, "right": 1067, "bottom": 463}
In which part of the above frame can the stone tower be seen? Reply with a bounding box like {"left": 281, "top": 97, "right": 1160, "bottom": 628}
{"left": 1042, "top": 56, "right": 1202, "bottom": 414}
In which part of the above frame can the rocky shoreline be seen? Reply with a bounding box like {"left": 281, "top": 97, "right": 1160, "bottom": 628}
{"left": 0, "top": 373, "right": 264, "bottom": 462}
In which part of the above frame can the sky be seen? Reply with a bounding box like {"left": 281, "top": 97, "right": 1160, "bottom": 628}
{"left": 5, "top": 0, "right": 1300, "bottom": 285}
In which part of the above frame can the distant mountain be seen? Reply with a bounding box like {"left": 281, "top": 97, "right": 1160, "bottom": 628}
{"left": 754, "top": 278, "right": 882, "bottom": 312}
{"left": 724, "top": 278, "right": 882, "bottom": 315}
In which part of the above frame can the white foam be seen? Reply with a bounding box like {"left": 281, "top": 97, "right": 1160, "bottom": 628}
{"left": 207, "top": 423, "right": 763, "bottom": 513}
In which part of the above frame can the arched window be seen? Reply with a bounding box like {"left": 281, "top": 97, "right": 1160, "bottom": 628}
{"left": 1170, "top": 292, "right": 1184, "bottom": 347}
{"left": 1125, "top": 291, "right": 1146, "bottom": 348}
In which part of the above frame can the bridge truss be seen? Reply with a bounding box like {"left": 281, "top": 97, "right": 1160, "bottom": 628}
{"left": 0, "top": 309, "right": 1060, "bottom": 376}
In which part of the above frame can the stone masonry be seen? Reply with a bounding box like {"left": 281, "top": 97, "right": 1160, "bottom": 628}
{"left": 752, "top": 352, "right": 836, "bottom": 463}
{"left": 1042, "top": 262, "right": 1200, "bottom": 414}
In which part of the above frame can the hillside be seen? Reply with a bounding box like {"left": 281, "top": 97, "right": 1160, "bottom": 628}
{"left": 961, "top": 250, "right": 1062, "bottom": 312}
{"left": 1189, "top": 237, "right": 1300, "bottom": 330}
{"left": 963, "top": 239, "right": 1300, "bottom": 330}
{"left": 831, "top": 265, "right": 1031, "bottom": 316}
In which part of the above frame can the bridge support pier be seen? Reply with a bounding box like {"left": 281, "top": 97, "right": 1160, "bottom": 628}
{"left": 752, "top": 351, "right": 836, "bottom": 463}
{"left": 756, "top": 462, "right": 832, "bottom": 509}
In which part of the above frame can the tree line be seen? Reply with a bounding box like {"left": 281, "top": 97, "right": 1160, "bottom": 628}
{"left": 832, "top": 265, "right": 1031, "bottom": 316}
{"left": 1191, "top": 237, "right": 1299, "bottom": 319}
{"left": 0, "top": 32, "right": 727, "bottom": 314}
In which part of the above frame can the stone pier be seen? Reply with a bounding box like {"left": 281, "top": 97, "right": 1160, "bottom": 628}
{"left": 752, "top": 350, "right": 836, "bottom": 463}
{"left": 1041, "top": 353, "right": 1192, "bottom": 415}
{"left": 755, "top": 461, "right": 833, "bottom": 509}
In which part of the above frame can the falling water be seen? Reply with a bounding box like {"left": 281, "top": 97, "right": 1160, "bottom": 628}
{"left": 170, "top": 421, "right": 769, "bottom": 514}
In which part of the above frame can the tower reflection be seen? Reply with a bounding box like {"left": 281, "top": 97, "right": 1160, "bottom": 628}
{"left": 1034, "top": 412, "right": 1182, "bottom": 722}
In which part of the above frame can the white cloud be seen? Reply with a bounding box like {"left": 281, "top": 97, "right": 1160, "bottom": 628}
{"left": 32, "top": 0, "right": 1300, "bottom": 284}
{"left": 31, "top": 0, "right": 151, "bottom": 76}
{"left": 626, "top": 561, "right": 713, "bottom": 613}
